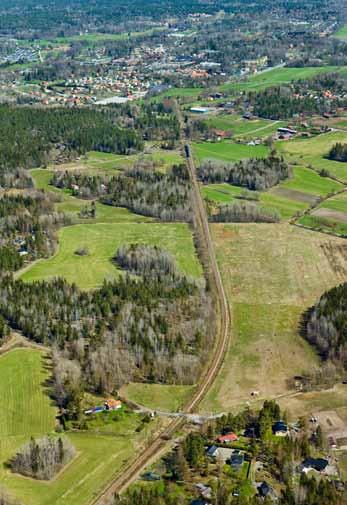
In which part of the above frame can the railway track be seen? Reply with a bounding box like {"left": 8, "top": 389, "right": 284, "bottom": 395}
{"left": 90, "top": 104, "right": 231, "bottom": 505}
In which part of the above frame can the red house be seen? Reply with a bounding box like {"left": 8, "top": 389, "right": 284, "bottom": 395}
{"left": 217, "top": 433, "right": 238, "bottom": 443}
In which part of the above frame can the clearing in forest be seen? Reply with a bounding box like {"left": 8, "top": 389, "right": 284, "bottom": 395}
{"left": 20, "top": 222, "right": 203, "bottom": 289}
{"left": 201, "top": 223, "right": 347, "bottom": 413}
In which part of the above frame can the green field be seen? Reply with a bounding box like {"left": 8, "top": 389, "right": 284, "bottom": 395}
{"left": 281, "top": 166, "right": 343, "bottom": 196}
{"left": 299, "top": 191, "right": 347, "bottom": 236}
{"left": 202, "top": 167, "right": 340, "bottom": 220}
{"left": 201, "top": 223, "right": 347, "bottom": 413}
{"left": 0, "top": 349, "right": 161, "bottom": 505}
{"left": 298, "top": 214, "right": 347, "bottom": 237}
{"left": 193, "top": 140, "right": 269, "bottom": 163}
{"left": 278, "top": 131, "right": 347, "bottom": 182}
{"left": 202, "top": 183, "right": 246, "bottom": 204}
{"left": 333, "top": 25, "right": 347, "bottom": 40}
{"left": 122, "top": 383, "right": 195, "bottom": 412}
{"left": 220, "top": 66, "right": 346, "bottom": 93}
{"left": 260, "top": 191, "right": 308, "bottom": 220}
{"left": 20, "top": 222, "right": 203, "bottom": 289}
{"left": 202, "top": 115, "right": 285, "bottom": 138}
{"left": 0, "top": 349, "right": 56, "bottom": 466}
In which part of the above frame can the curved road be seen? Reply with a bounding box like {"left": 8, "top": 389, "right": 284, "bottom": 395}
{"left": 90, "top": 104, "right": 231, "bottom": 505}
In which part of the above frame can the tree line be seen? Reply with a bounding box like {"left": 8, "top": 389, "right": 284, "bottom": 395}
{"left": 198, "top": 153, "right": 291, "bottom": 191}
{"left": 210, "top": 201, "right": 280, "bottom": 223}
{"left": 304, "top": 282, "right": 347, "bottom": 369}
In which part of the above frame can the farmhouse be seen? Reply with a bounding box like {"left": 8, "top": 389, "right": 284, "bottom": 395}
{"left": 272, "top": 421, "right": 288, "bottom": 436}
{"left": 217, "top": 432, "right": 238, "bottom": 443}
{"left": 299, "top": 457, "right": 329, "bottom": 474}
{"left": 258, "top": 481, "right": 274, "bottom": 498}
{"left": 206, "top": 446, "right": 234, "bottom": 463}
{"left": 105, "top": 399, "right": 122, "bottom": 411}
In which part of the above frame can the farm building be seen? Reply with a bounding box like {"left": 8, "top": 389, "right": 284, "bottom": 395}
{"left": 190, "top": 107, "right": 210, "bottom": 114}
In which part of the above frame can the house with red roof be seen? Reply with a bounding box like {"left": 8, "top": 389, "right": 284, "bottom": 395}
{"left": 217, "top": 433, "right": 238, "bottom": 443}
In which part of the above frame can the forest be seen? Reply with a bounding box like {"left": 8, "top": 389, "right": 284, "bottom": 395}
{"left": 0, "top": 106, "right": 142, "bottom": 170}
{"left": 0, "top": 255, "right": 211, "bottom": 416}
{"left": 52, "top": 162, "right": 193, "bottom": 221}
{"left": 305, "top": 283, "right": 347, "bottom": 369}
{"left": 198, "top": 154, "right": 291, "bottom": 191}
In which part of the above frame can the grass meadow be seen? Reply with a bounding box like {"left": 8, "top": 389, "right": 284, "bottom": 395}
{"left": 220, "top": 66, "right": 346, "bottom": 93}
{"left": 278, "top": 131, "right": 347, "bottom": 182}
{"left": 20, "top": 222, "right": 203, "bottom": 289}
{"left": 122, "top": 383, "right": 196, "bottom": 412}
{"left": 202, "top": 115, "right": 285, "bottom": 138}
{"left": 201, "top": 223, "right": 347, "bottom": 413}
{"left": 193, "top": 140, "right": 269, "bottom": 163}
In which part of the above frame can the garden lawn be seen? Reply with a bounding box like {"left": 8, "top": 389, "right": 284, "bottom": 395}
{"left": 193, "top": 141, "right": 268, "bottom": 163}
{"left": 20, "top": 222, "right": 203, "bottom": 289}
{"left": 122, "top": 383, "right": 196, "bottom": 412}
{"left": 277, "top": 131, "right": 347, "bottom": 182}
{"left": 201, "top": 223, "right": 347, "bottom": 413}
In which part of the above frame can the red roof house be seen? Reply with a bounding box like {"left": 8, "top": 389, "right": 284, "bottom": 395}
{"left": 217, "top": 433, "right": 238, "bottom": 443}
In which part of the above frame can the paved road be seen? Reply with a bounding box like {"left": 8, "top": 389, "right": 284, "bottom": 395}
{"left": 90, "top": 103, "right": 231, "bottom": 505}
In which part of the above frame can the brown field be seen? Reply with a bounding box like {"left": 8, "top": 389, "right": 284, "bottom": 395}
{"left": 273, "top": 187, "right": 318, "bottom": 205}
{"left": 201, "top": 223, "right": 347, "bottom": 414}
{"left": 312, "top": 207, "right": 347, "bottom": 223}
